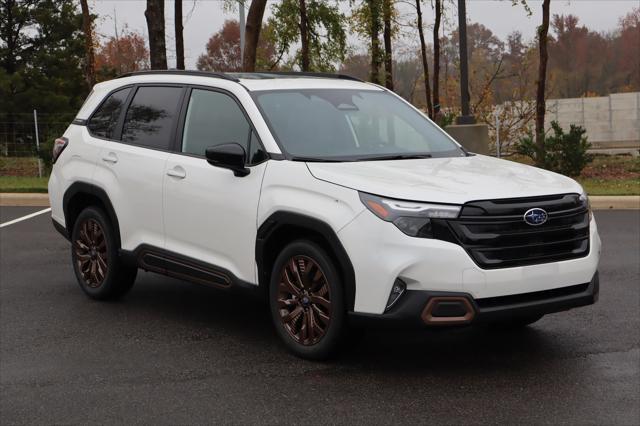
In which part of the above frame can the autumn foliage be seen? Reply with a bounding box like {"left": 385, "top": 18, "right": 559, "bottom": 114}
{"left": 95, "top": 29, "right": 150, "bottom": 79}
{"left": 197, "top": 20, "right": 276, "bottom": 72}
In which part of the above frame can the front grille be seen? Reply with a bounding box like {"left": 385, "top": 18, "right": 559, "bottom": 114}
{"left": 446, "top": 193, "right": 590, "bottom": 269}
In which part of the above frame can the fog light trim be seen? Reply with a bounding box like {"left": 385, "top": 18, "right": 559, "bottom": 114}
{"left": 385, "top": 279, "right": 407, "bottom": 311}
{"left": 421, "top": 296, "right": 475, "bottom": 325}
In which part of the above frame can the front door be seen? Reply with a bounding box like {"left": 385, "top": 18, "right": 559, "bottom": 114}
{"left": 163, "top": 87, "right": 268, "bottom": 284}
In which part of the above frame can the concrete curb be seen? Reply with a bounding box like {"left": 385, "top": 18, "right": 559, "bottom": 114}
{"left": 0, "top": 193, "right": 50, "bottom": 207}
{"left": 1, "top": 193, "right": 639, "bottom": 210}
{"left": 590, "top": 195, "right": 640, "bottom": 210}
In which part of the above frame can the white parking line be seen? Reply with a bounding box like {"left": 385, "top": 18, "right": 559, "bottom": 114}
{"left": 0, "top": 208, "right": 52, "bottom": 228}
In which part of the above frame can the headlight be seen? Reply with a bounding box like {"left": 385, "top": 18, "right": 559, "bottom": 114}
{"left": 359, "top": 192, "right": 461, "bottom": 237}
{"left": 579, "top": 189, "right": 592, "bottom": 221}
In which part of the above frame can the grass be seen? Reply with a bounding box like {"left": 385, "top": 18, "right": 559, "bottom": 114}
{"left": 577, "top": 178, "right": 639, "bottom": 196}
{"left": 507, "top": 154, "right": 639, "bottom": 195}
{"left": 1, "top": 157, "right": 50, "bottom": 192}
{"left": 0, "top": 176, "right": 49, "bottom": 193}
{"left": 0, "top": 156, "right": 42, "bottom": 176}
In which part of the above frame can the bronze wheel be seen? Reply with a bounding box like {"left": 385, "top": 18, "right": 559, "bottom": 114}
{"left": 277, "top": 255, "right": 332, "bottom": 346}
{"left": 71, "top": 207, "right": 137, "bottom": 300}
{"left": 73, "top": 218, "right": 108, "bottom": 288}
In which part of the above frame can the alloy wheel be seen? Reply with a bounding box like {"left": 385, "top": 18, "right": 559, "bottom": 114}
{"left": 277, "top": 255, "right": 332, "bottom": 346}
{"left": 74, "top": 218, "right": 108, "bottom": 288}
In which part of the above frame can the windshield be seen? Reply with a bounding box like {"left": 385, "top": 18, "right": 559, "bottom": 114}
{"left": 253, "top": 89, "right": 464, "bottom": 161}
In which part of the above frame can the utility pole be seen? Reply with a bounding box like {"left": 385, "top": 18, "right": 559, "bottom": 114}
{"left": 443, "top": 0, "right": 489, "bottom": 155}
{"left": 456, "top": 0, "right": 475, "bottom": 125}
{"left": 33, "top": 110, "right": 42, "bottom": 178}
{"left": 495, "top": 107, "right": 501, "bottom": 158}
{"left": 239, "top": 0, "right": 246, "bottom": 65}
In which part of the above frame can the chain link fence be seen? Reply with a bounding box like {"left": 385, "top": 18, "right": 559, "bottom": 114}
{"left": 1, "top": 112, "right": 75, "bottom": 177}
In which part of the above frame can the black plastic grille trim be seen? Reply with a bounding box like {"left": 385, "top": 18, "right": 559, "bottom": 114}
{"left": 475, "top": 283, "right": 590, "bottom": 309}
{"left": 446, "top": 194, "right": 590, "bottom": 269}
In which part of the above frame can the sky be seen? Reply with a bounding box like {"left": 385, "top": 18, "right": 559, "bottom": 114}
{"left": 91, "top": 0, "right": 639, "bottom": 69}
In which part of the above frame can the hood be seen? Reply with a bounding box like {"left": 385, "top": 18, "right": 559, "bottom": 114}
{"left": 306, "top": 155, "right": 583, "bottom": 205}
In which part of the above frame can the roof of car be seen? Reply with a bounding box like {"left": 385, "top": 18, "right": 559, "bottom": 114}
{"left": 113, "top": 70, "right": 380, "bottom": 92}
{"left": 77, "top": 71, "right": 381, "bottom": 120}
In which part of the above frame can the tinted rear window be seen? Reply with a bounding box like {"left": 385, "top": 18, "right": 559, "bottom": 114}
{"left": 121, "top": 86, "right": 183, "bottom": 150}
{"left": 87, "top": 88, "right": 131, "bottom": 139}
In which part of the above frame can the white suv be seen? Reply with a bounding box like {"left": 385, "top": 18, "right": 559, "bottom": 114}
{"left": 49, "top": 71, "right": 601, "bottom": 359}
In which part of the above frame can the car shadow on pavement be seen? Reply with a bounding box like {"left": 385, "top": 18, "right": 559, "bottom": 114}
{"left": 115, "top": 271, "right": 571, "bottom": 373}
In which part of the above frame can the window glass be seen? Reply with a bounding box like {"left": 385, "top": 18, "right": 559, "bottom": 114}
{"left": 254, "top": 89, "right": 464, "bottom": 160}
{"left": 182, "top": 89, "right": 251, "bottom": 156}
{"left": 248, "top": 131, "right": 268, "bottom": 164}
{"left": 121, "top": 86, "right": 183, "bottom": 149}
{"left": 87, "top": 88, "right": 130, "bottom": 139}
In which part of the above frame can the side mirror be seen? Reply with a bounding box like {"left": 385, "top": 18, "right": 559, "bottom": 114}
{"left": 205, "top": 143, "right": 250, "bottom": 177}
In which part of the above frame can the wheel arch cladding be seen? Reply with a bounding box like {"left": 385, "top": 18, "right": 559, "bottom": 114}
{"left": 256, "top": 211, "right": 356, "bottom": 311}
{"left": 63, "top": 182, "right": 121, "bottom": 248}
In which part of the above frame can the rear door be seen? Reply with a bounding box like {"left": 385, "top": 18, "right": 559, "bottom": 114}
{"left": 163, "top": 87, "right": 268, "bottom": 284}
{"left": 93, "top": 85, "right": 185, "bottom": 251}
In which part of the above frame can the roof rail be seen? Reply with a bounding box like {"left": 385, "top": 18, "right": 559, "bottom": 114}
{"left": 229, "top": 71, "right": 363, "bottom": 82}
{"left": 271, "top": 72, "right": 363, "bottom": 82}
{"left": 117, "top": 70, "right": 240, "bottom": 82}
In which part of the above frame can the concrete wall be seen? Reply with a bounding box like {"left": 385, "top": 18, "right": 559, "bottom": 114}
{"left": 444, "top": 123, "right": 490, "bottom": 154}
{"left": 546, "top": 92, "right": 640, "bottom": 153}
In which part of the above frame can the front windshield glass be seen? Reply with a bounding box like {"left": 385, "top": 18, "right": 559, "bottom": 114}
{"left": 253, "top": 89, "right": 464, "bottom": 161}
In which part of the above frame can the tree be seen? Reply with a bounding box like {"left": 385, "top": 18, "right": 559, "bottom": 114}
{"left": 198, "top": 20, "right": 243, "bottom": 72}
{"left": 95, "top": 28, "right": 150, "bottom": 77}
{"left": 338, "top": 53, "right": 370, "bottom": 81}
{"left": 299, "top": 0, "right": 310, "bottom": 71}
{"left": 80, "top": 0, "right": 95, "bottom": 87}
{"left": 415, "top": 0, "right": 433, "bottom": 118}
{"left": 269, "top": 0, "right": 347, "bottom": 72}
{"left": 368, "top": 0, "right": 382, "bottom": 83}
{"left": 382, "top": 0, "right": 393, "bottom": 89}
{"left": 243, "top": 0, "right": 268, "bottom": 71}
{"left": 517, "top": 121, "right": 592, "bottom": 177}
{"left": 615, "top": 8, "right": 640, "bottom": 91}
{"left": 0, "top": 0, "right": 37, "bottom": 76}
{"left": 197, "top": 20, "right": 276, "bottom": 72}
{"left": 350, "top": 0, "right": 384, "bottom": 83}
{"left": 393, "top": 57, "right": 422, "bottom": 103}
{"left": 465, "top": 22, "right": 505, "bottom": 63}
{"left": 174, "top": 0, "right": 184, "bottom": 70}
{"left": 463, "top": 23, "right": 506, "bottom": 113}
{"left": 535, "top": 0, "right": 550, "bottom": 166}
{"left": 145, "top": 0, "right": 167, "bottom": 69}
{"left": 432, "top": 0, "right": 442, "bottom": 116}
{"left": 0, "top": 0, "right": 87, "bottom": 148}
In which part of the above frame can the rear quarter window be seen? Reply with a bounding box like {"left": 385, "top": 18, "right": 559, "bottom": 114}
{"left": 87, "top": 88, "right": 131, "bottom": 139}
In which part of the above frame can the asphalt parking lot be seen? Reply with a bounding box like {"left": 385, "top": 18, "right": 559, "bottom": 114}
{"left": 1, "top": 207, "right": 638, "bottom": 424}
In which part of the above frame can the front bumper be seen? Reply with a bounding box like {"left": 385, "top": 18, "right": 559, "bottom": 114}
{"left": 338, "top": 210, "right": 601, "bottom": 314}
{"left": 349, "top": 271, "right": 599, "bottom": 328}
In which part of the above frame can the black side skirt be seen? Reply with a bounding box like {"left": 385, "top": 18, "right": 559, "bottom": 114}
{"left": 119, "top": 245, "right": 261, "bottom": 296}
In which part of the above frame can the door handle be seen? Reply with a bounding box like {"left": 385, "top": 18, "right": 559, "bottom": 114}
{"left": 101, "top": 152, "right": 118, "bottom": 164}
{"left": 166, "top": 166, "right": 186, "bottom": 179}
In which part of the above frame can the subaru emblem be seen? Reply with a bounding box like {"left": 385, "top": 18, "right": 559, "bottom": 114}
{"left": 523, "top": 208, "right": 548, "bottom": 226}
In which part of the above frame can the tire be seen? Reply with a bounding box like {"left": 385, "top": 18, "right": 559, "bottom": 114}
{"left": 269, "top": 240, "right": 346, "bottom": 360}
{"left": 71, "top": 206, "right": 137, "bottom": 300}
{"left": 490, "top": 314, "right": 544, "bottom": 329}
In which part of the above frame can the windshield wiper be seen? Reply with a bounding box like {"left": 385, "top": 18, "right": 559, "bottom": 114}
{"left": 290, "top": 153, "right": 434, "bottom": 162}
{"left": 356, "top": 153, "right": 433, "bottom": 161}
{"left": 290, "top": 156, "right": 344, "bottom": 162}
